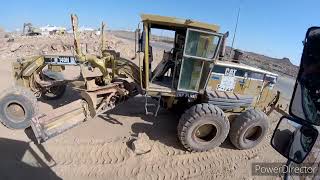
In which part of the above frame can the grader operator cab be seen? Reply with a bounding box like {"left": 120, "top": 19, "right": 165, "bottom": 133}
{"left": 0, "top": 14, "right": 282, "bottom": 152}
{"left": 137, "top": 14, "right": 224, "bottom": 115}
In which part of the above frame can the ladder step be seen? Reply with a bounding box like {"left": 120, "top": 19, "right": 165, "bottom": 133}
{"left": 146, "top": 104, "right": 157, "bottom": 107}
{"left": 144, "top": 95, "right": 161, "bottom": 117}
{"left": 146, "top": 112, "right": 154, "bottom": 115}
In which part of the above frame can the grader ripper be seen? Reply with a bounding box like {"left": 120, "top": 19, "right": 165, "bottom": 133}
{"left": 0, "top": 14, "right": 285, "bottom": 152}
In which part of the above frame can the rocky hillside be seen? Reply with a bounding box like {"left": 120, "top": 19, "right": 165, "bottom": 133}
{"left": 225, "top": 47, "right": 299, "bottom": 77}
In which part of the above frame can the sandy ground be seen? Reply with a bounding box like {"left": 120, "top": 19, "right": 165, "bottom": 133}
{"left": 0, "top": 32, "right": 304, "bottom": 180}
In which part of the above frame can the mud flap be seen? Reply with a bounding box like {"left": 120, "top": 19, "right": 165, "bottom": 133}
{"left": 30, "top": 99, "right": 89, "bottom": 143}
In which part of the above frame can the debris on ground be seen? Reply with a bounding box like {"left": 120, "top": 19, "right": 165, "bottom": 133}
{"left": 132, "top": 133, "right": 153, "bottom": 155}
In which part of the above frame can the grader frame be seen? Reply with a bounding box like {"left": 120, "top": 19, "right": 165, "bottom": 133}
{"left": 1, "top": 14, "right": 287, "bottom": 152}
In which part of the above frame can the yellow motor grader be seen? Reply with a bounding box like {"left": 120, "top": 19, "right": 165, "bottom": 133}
{"left": 0, "top": 14, "right": 285, "bottom": 152}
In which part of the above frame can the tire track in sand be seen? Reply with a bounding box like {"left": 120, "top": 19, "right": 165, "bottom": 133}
{"left": 51, "top": 134, "right": 272, "bottom": 179}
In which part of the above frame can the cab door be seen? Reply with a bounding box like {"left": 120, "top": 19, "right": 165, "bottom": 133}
{"left": 177, "top": 28, "right": 222, "bottom": 93}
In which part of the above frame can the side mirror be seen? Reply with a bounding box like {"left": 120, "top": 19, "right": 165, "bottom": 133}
{"left": 271, "top": 116, "right": 318, "bottom": 164}
{"left": 138, "top": 30, "right": 146, "bottom": 53}
{"left": 134, "top": 28, "right": 141, "bottom": 53}
{"left": 290, "top": 27, "right": 320, "bottom": 125}
{"left": 131, "top": 28, "right": 141, "bottom": 60}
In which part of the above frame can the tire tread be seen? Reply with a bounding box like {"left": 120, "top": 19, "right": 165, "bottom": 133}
{"left": 0, "top": 86, "right": 38, "bottom": 129}
{"left": 178, "top": 103, "right": 229, "bottom": 152}
{"left": 229, "top": 109, "right": 268, "bottom": 149}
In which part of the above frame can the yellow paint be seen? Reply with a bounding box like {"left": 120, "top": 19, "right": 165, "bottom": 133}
{"left": 207, "top": 75, "right": 264, "bottom": 97}
{"left": 144, "top": 24, "right": 149, "bottom": 89}
{"left": 141, "top": 14, "right": 220, "bottom": 32}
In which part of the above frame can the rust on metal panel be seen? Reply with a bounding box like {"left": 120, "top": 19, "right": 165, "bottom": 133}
{"left": 33, "top": 73, "right": 66, "bottom": 87}
{"left": 71, "top": 14, "right": 83, "bottom": 57}
{"left": 35, "top": 99, "right": 84, "bottom": 124}
{"left": 81, "top": 91, "right": 97, "bottom": 117}
{"left": 80, "top": 83, "right": 127, "bottom": 117}
{"left": 30, "top": 99, "right": 88, "bottom": 142}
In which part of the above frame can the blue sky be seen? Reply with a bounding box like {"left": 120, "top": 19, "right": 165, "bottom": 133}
{"left": 0, "top": 0, "right": 319, "bottom": 65}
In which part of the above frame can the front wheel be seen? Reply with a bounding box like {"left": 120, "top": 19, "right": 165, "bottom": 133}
{"left": 0, "top": 86, "right": 38, "bottom": 129}
{"left": 177, "top": 103, "right": 230, "bottom": 152}
{"left": 42, "top": 84, "right": 67, "bottom": 100}
{"left": 41, "top": 71, "right": 67, "bottom": 100}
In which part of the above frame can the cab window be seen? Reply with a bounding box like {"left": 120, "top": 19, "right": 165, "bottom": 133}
{"left": 249, "top": 72, "right": 264, "bottom": 80}
{"left": 184, "top": 29, "right": 221, "bottom": 60}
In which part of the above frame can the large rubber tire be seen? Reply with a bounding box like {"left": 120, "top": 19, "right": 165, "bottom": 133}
{"left": 42, "top": 84, "right": 66, "bottom": 100}
{"left": 0, "top": 86, "right": 38, "bottom": 129}
{"left": 41, "top": 71, "right": 66, "bottom": 100}
{"left": 177, "top": 103, "right": 230, "bottom": 152}
{"left": 112, "top": 79, "right": 138, "bottom": 97}
{"left": 229, "top": 109, "right": 269, "bottom": 150}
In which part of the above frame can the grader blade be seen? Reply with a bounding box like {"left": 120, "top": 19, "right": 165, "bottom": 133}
{"left": 30, "top": 99, "right": 89, "bottom": 143}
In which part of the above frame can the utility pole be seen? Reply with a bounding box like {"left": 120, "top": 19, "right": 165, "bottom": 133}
{"left": 230, "top": 0, "right": 242, "bottom": 56}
